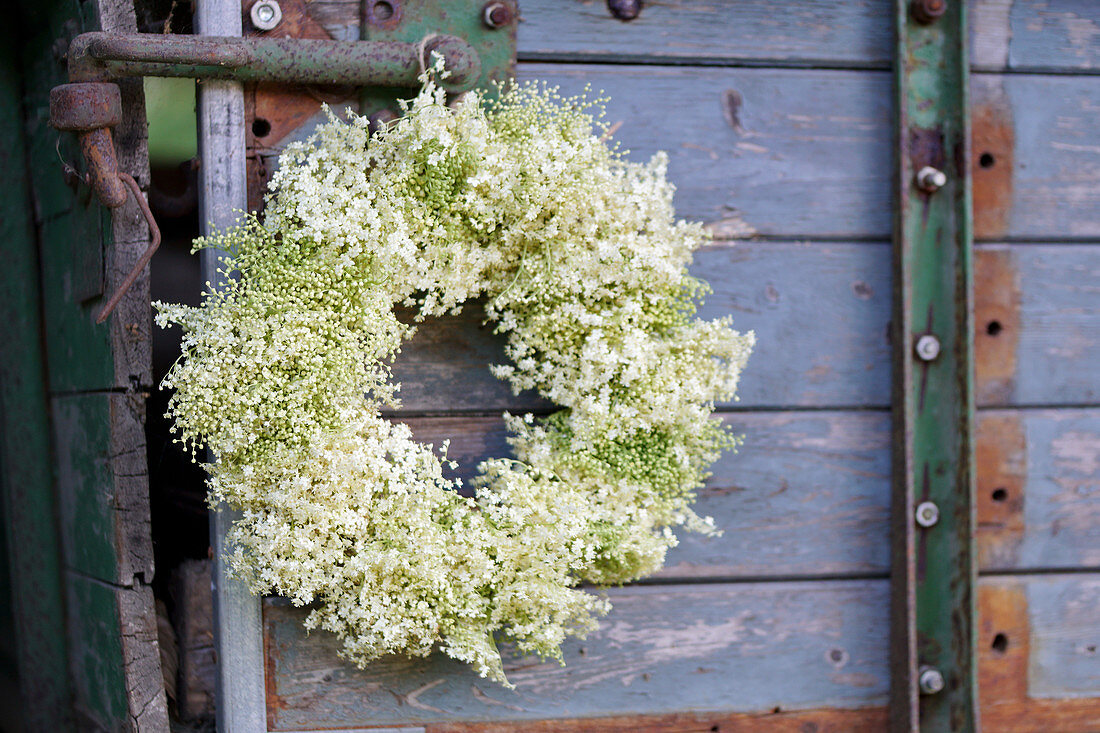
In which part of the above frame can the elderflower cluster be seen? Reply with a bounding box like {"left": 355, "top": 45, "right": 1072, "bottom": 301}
{"left": 156, "top": 67, "right": 754, "bottom": 686}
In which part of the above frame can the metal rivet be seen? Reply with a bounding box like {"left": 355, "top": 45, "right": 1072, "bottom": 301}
{"left": 250, "top": 0, "right": 283, "bottom": 31}
{"left": 607, "top": 0, "right": 641, "bottom": 21}
{"left": 915, "top": 501, "right": 940, "bottom": 528}
{"left": 914, "top": 334, "right": 941, "bottom": 362}
{"left": 915, "top": 165, "right": 947, "bottom": 192}
{"left": 911, "top": 0, "right": 947, "bottom": 24}
{"left": 482, "top": 2, "right": 513, "bottom": 28}
{"left": 918, "top": 665, "right": 946, "bottom": 695}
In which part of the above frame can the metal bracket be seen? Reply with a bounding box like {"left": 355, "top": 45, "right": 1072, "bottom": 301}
{"left": 890, "top": 0, "right": 978, "bottom": 730}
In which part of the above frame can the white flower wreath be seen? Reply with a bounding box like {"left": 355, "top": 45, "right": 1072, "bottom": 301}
{"left": 157, "top": 69, "right": 754, "bottom": 685}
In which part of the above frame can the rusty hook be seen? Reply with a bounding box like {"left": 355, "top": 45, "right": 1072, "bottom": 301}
{"left": 95, "top": 172, "right": 161, "bottom": 324}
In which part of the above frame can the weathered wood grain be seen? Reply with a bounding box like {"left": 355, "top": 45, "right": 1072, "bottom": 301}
{"left": 972, "top": 0, "right": 1100, "bottom": 72}
{"left": 251, "top": 63, "right": 1100, "bottom": 241}
{"left": 306, "top": 1, "right": 1100, "bottom": 73}
{"left": 390, "top": 242, "right": 893, "bottom": 413}
{"left": 517, "top": 64, "right": 894, "bottom": 237}
{"left": 400, "top": 409, "right": 1100, "bottom": 579}
{"left": 402, "top": 411, "right": 892, "bottom": 579}
{"left": 264, "top": 574, "right": 1100, "bottom": 730}
{"left": 976, "top": 245, "right": 1100, "bottom": 407}
{"left": 977, "top": 410, "right": 1100, "bottom": 571}
{"left": 978, "top": 578, "right": 1100, "bottom": 731}
{"left": 426, "top": 707, "right": 888, "bottom": 732}
{"left": 264, "top": 579, "right": 891, "bottom": 730}
{"left": 390, "top": 242, "right": 1100, "bottom": 415}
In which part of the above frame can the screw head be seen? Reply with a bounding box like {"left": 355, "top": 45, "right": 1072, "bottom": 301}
{"left": 607, "top": 0, "right": 641, "bottom": 21}
{"left": 915, "top": 501, "right": 940, "bottom": 528}
{"left": 914, "top": 334, "right": 941, "bottom": 362}
{"left": 482, "top": 2, "right": 513, "bottom": 28}
{"left": 919, "top": 666, "right": 946, "bottom": 695}
{"left": 250, "top": 0, "right": 283, "bottom": 31}
{"left": 915, "top": 165, "right": 947, "bottom": 192}
{"left": 911, "top": 0, "right": 947, "bottom": 24}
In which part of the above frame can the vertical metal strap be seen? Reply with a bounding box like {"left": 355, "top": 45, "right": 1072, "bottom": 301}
{"left": 891, "top": 1, "right": 978, "bottom": 731}
{"left": 195, "top": 0, "right": 267, "bottom": 731}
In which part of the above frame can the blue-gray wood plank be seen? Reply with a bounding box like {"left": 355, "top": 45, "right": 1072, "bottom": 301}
{"left": 1028, "top": 575, "right": 1100, "bottom": 697}
{"left": 309, "top": 1, "right": 1100, "bottom": 72}
{"left": 264, "top": 579, "right": 890, "bottom": 730}
{"left": 400, "top": 409, "right": 1100, "bottom": 579}
{"left": 389, "top": 244, "right": 1100, "bottom": 413}
{"left": 264, "top": 574, "right": 1100, "bottom": 729}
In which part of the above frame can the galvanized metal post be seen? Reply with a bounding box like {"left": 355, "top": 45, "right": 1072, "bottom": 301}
{"left": 890, "top": 0, "right": 978, "bottom": 731}
{"left": 195, "top": 0, "right": 267, "bottom": 731}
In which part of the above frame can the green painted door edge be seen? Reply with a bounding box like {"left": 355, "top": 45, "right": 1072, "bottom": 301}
{"left": 890, "top": 1, "right": 979, "bottom": 731}
{"left": 0, "top": 7, "right": 75, "bottom": 731}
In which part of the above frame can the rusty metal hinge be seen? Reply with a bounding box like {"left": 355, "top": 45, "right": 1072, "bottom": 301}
{"left": 49, "top": 29, "right": 483, "bottom": 322}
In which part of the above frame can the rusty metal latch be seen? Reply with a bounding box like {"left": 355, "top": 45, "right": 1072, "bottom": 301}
{"left": 50, "top": 31, "right": 482, "bottom": 322}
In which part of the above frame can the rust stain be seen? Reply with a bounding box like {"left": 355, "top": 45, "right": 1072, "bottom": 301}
{"left": 427, "top": 706, "right": 888, "bottom": 732}
{"left": 978, "top": 579, "right": 1100, "bottom": 731}
{"left": 976, "top": 412, "right": 1026, "bottom": 570}
{"left": 722, "top": 89, "right": 745, "bottom": 134}
{"left": 971, "top": 83, "right": 1015, "bottom": 240}
{"left": 243, "top": 0, "right": 345, "bottom": 212}
{"left": 975, "top": 247, "right": 1021, "bottom": 406}
{"left": 263, "top": 607, "right": 289, "bottom": 730}
{"left": 978, "top": 579, "right": 1030, "bottom": 703}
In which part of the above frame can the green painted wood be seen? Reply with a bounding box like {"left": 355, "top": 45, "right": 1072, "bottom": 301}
{"left": 265, "top": 579, "right": 891, "bottom": 730}
{"left": 892, "top": 1, "right": 978, "bottom": 729}
{"left": 65, "top": 572, "right": 129, "bottom": 728}
{"left": 20, "top": 0, "right": 116, "bottom": 394}
{"left": 0, "top": 8, "right": 73, "bottom": 729}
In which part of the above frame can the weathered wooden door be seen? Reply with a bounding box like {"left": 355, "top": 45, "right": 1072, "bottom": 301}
{"left": 197, "top": 1, "right": 1100, "bottom": 731}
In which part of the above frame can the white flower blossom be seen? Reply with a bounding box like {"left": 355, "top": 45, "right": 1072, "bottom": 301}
{"left": 156, "top": 68, "right": 754, "bottom": 687}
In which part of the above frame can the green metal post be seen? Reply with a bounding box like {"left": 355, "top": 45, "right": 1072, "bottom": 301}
{"left": 890, "top": 0, "right": 978, "bottom": 731}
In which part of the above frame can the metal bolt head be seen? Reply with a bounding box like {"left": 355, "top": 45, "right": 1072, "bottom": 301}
{"left": 915, "top": 501, "right": 940, "bottom": 528}
{"left": 911, "top": 0, "right": 947, "bottom": 24}
{"left": 915, "top": 165, "right": 948, "bottom": 192}
{"left": 914, "top": 334, "right": 941, "bottom": 362}
{"left": 607, "top": 0, "right": 641, "bottom": 21}
{"left": 250, "top": 0, "right": 283, "bottom": 31}
{"left": 918, "top": 666, "right": 946, "bottom": 695}
{"left": 482, "top": 2, "right": 513, "bottom": 28}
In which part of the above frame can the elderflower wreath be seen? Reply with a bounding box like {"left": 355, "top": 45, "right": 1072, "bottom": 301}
{"left": 158, "top": 67, "right": 754, "bottom": 686}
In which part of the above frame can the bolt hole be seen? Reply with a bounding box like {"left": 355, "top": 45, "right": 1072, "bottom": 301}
{"left": 1086, "top": 644, "right": 1097, "bottom": 654}
{"left": 771, "top": 706, "right": 781, "bottom": 714}
{"left": 986, "top": 320, "right": 1003, "bottom": 336}
{"left": 992, "top": 633, "right": 1009, "bottom": 654}
{"left": 992, "top": 487, "right": 1008, "bottom": 502}
{"left": 710, "top": 727, "right": 719, "bottom": 732}
{"left": 252, "top": 118, "right": 272, "bottom": 138}
{"left": 372, "top": 0, "right": 395, "bottom": 20}
{"left": 979, "top": 152, "right": 996, "bottom": 169}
